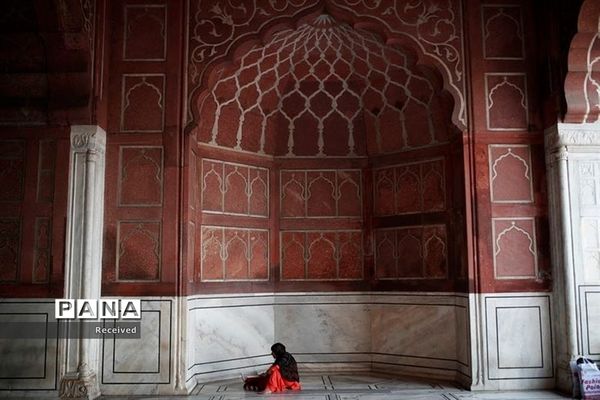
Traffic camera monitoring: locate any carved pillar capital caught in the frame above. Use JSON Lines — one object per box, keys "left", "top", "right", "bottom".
{"left": 545, "top": 122, "right": 600, "bottom": 149}
{"left": 70, "top": 125, "right": 106, "bottom": 154}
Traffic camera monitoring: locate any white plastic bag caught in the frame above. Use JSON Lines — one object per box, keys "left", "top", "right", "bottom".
{"left": 578, "top": 358, "right": 600, "bottom": 399}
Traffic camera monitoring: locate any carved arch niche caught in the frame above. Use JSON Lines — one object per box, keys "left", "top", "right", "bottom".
{"left": 186, "top": 1, "right": 467, "bottom": 293}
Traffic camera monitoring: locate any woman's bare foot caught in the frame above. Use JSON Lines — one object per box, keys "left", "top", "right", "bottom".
{"left": 258, "top": 389, "right": 272, "bottom": 394}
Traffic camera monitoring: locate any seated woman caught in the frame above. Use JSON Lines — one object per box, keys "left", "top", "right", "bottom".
{"left": 243, "top": 343, "right": 301, "bottom": 393}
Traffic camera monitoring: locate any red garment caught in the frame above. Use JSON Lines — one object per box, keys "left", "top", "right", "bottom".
{"left": 265, "top": 365, "right": 301, "bottom": 393}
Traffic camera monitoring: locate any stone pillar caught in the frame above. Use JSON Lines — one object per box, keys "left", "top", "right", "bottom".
{"left": 59, "top": 126, "right": 106, "bottom": 399}
{"left": 545, "top": 123, "right": 600, "bottom": 392}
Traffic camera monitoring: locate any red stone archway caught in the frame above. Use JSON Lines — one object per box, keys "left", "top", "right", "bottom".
{"left": 186, "top": 11, "right": 467, "bottom": 294}
{"left": 564, "top": 0, "right": 600, "bottom": 122}
{"left": 194, "top": 13, "right": 456, "bottom": 157}
{"left": 186, "top": 0, "right": 467, "bottom": 131}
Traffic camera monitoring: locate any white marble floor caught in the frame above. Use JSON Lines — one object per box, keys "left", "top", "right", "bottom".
{"left": 101, "top": 374, "right": 570, "bottom": 399}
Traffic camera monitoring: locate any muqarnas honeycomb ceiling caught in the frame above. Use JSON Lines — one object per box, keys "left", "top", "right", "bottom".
{"left": 195, "top": 14, "right": 455, "bottom": 157}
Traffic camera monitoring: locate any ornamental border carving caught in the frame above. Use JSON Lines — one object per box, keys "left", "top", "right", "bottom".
{"left": 545, "top": 124, "right": 600, "bottom": 149}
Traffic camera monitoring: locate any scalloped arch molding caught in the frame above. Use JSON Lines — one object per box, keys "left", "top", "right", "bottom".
{"left": 187, "top": 0, "right": 466, "bottom": 133}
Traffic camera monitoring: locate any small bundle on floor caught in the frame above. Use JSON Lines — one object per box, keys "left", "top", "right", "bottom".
{"left": 243, "top": 374, "right": 269, "bottom": 392}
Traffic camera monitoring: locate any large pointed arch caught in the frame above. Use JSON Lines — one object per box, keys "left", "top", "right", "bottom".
{"left": 191, "top": 12, "right": 457, "bottom": 157}
{"left": 564, "top": 0, "right": 600, "bottom": 123}
{"left": 185, "top": 0, "right": 466, "bottom": 131}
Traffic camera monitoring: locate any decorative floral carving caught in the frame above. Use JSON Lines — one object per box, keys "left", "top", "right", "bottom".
{"left": 0, "top": 218, "right": 21, "bottom": 282}
{"left": 80, "top": 0, "right": 95, "bottom": 50}
{"left": 189, "top": 0, "right": 318, "bottom": 84}
{"left": 33, "top": 217, "right": 52, "bottom": 283}
{"left": 187, "top": 0, "right": 466, "bottom": 128}
{"left": 0, "top": 140, "right": 25, "bottom": 202}
{"left": 201, "top": 159, "right": 269, "bottom": 217}
{"left": 374, "top": 224, "right": 447, "bottom": 279}
{"left": 280, "top": 230, "right": 363, "bottom": 280}
{"left": 337, "top": 0, "right": 462, "bottom": 79}
{"left": 373, "top": 159, "right": 445, "bottom": 216}
{"left": 281, "top": 169, "right": 362, "bottom": 217}
{"left": 200, "top": 226, "right": 269, "bottom": 281}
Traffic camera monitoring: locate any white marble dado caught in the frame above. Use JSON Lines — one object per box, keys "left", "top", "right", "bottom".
{"left": 0, "top": 297, "right": 178, "bottom": 397}
{"left": 371, "top": 296, "right": 464, "bottom": 360}
{"left": 100, "top": 298, "right": 176, "bottom": 396}
{"left": 1, "top": 292, "right": 561, "bottom": 397}
{"left": 273, "top": 294, "right": 372, "bottom": 375}
{"left": 186, "top": 292, "right": 470, "bottom": 389}
{"left": 0, "top": 300, "right": 58, "bottom": 392}
{"left": 371, "top": 294, "right": 470, "bottom": 382}
{"left": 113, "top": 310, "right": 160, "bottom": 373}
{"left": 275, "top": 301, "right": 371, "bottom": 354}
{"left": 472, "top": 293, "right": 553, "bottom": 391}
{"left": 186, "top": 294, "right": 275, "bottom": 386}
{"left": 578, "top": 286, "right": 600, "bottom": 357}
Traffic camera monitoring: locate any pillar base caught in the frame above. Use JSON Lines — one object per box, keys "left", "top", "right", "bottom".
{"left": 59, "top": 372, "right": 100, "bottom": 399}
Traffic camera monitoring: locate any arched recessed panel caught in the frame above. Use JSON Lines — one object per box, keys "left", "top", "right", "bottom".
{"left": 195, "top": 15, "right": 455, "bottom": 158}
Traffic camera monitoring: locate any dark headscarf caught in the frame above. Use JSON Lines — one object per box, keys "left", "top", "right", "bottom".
{"left": 271, "top": 343, "right": 299, "bottom": 382}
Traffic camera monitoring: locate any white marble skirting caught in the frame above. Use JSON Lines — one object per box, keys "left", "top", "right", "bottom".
{"left": 99, "top": 298, "right": 176, "bottom": 396}
{"left": 469, "top": 293, "right": 555, "bottom": 391}
{"left": 0, "top": 299, "right": 59, "bottom": 394}
{"left": 0, "top": 291, "right": 569, "bottom": 396}
{"left": 0, "top": 297, "right": 178, "bottom": 397}
{"left": 186, "top": 292, "right": 471, "bottom": 390}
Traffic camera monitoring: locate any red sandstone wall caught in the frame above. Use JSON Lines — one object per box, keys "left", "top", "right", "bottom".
{"left": 189, "top": 147, "right": 466, "bottom": 293}
{"left": 186, "top": 5, "right": 468, "bottom": 294}
{"left": 465, "top": 0, "right": 551, "bottom": 293}
{"left": 0, "top": 130, "right": 69, "bottom": 297}
{"left": 0, "top": 0, "right": 557, "bottom": 298}
{"left": 187, "top": 148, "right": 275, "bottom": 293}
{"left": 96, "top": 0, "right": 553, "bottom": 296}
{"left": 101, "top": 0, "right": 184, "bottom": 296}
